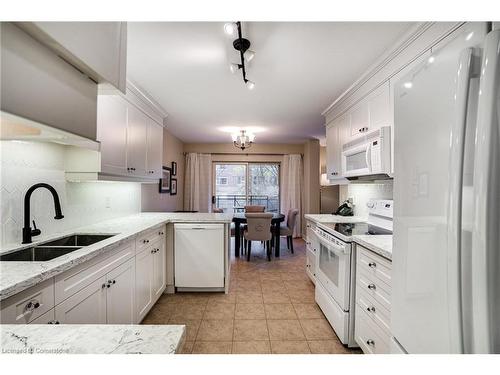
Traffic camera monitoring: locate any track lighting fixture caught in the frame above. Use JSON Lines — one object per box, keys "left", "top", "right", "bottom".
{"left": 225, "top": 21, "right": 256, "bottom": 90}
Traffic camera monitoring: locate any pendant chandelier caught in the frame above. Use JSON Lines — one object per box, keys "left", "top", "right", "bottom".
{"left": 224, "top": 21, "right": 256, "bottom": 90}
{"left": 232, "top": 130, "right": 255, "bottom": 150}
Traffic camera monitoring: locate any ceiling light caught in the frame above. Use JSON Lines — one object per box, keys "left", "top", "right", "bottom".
{"left": 428, "top": 56, "right": 435, "bottom": 64}
{"left": 403, "top": 81, "right": 413, "bottom": 89}
{"left": 226, "top": 21, "right": 256, "bottom": 90}
{"left": 244, "top": 50, "right": 255, "bottom": 62}
{"left": 229, "top": 63, "right": 241, "bottom": 74}
{"left": 224, "top": 22, "right": 236, "bottom": 35}
{"left": 232, "top": 130, "right": 255, "bottom": 150}
{"left": 245, "top": 80, "right": 255, "bottom": 90}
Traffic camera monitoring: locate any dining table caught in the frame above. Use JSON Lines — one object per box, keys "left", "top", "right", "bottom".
{"left": 232, "top": 213, "right": 286, "bottom": 258}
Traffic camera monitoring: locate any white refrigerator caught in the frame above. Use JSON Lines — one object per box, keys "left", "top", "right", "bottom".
{"left": 392, "top": 22, "right": 500, "bottom": 353}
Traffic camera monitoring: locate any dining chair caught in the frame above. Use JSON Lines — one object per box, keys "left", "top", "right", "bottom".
{"left": 274, "top": 208, "right": 299, "bottom": 253}
{"left": 243, "top": 213, "right": 273, "bottom": 261}
{"left": 244, "top": 205, "right": 265, "bottom": 212}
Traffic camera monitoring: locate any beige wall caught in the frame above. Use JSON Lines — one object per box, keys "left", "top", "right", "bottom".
{"left": 302, "top": 140, "right": 320, "bottom": 234}
{"left": 141, "top": 128, "right": 185, "bottom": 212}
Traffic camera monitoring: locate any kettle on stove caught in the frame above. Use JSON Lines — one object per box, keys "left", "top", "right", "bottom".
{"left": 334, "top": 200, "right": 354, "bottom": 216}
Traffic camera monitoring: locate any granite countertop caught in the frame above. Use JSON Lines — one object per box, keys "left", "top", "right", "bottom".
{"left": 304, "top": 214, "right": 367, "bottom": 224}
{"left": 1, "top": 324, "right": 185, "bottom": 354}
{"left": 353, "top": 235, "right": 393, "bottom": 260}
{"left": 0, "top": 213, "right": 233, "bottom": 301}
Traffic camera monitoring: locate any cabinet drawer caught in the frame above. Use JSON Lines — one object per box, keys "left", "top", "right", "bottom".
{"left": 135, "top": 226, "right": 163, "bottom": 252}
{"left": 54, "top": 240, "right": 135, "bottom": 305}
{"left": 306, "top": 248, "right": 316, "bottom": 283}
{"left": 357, "top": 272, "right": 391, "bottom": 312}
{"left": 0, "top": 278, "right": 54, "bottom": 324}
{"left": 355, "top": 307, "right": 390, "bottom": 354}
{"left": 29, "top": 308, "right": 56, "bottom": 324}
{"left": 357, "top": 247, "right": 392, "bottom": 287}
{"left": 356, "top": 287, "right": 390, "bottom": 334}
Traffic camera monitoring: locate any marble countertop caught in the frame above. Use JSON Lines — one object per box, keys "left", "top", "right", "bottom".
{"left": 1, "top": 324, "right": 185, "bottom": 354}
{"left": 353, "top": 235, "right": 393, "bottom": 260}
{"left": 0, "top": 213, "right": 232, "bottom": 301}
{"left": 304, "top": 214, "right": 367, "bottom": 224}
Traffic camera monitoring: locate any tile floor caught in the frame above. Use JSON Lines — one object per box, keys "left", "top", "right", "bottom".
{"left": 141, "top": 238, "right": 362, "bottom": 354}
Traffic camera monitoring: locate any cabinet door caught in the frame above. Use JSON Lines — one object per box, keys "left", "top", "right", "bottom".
{"left": 349, "top": 100, "right": 370, "bottom": 137}
{"left": 135, "top": 247, "right": 154, "bottom": 322}
{"left": 152, "top": 238, "right": 166, "bottom": 299}
{"left": 127, "top": 104, "right": 148, "bottom": 177}
{"left": 368, "top": 82, "right": 391, "bottom": 132}
{"left": 97, "top": 94, "right": 128, "bottom": 176}
{"left": 326, "top": 114, "right": 347, "bottom": 180}
{"left": 146, "top": 121, "right": 164, "bottom": 178}
{"left": 29, "top": 308, "right": 56, "bottom": 324}
{"left": 106, "top": 258, "right": 136, "bottom": 324}
{"left": 55, "top": 277, "right": 107, "bottom": 324}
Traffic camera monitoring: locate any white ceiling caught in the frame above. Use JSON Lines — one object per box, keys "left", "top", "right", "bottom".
{"left": 127, "top": 22, "right": 413, "bottom": 144}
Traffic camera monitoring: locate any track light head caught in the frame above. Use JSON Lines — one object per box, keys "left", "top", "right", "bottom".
{"left": 244, "top": 50, "right": 255, "bottom": 62}
{"left": 224, "top": 22, "right": 237, "bottom": 35}
{"left": 229, "top": 63, "right": 241, "bottom": 74}
{"left": 245, "top": 80, "right": 255, "bottom": 90}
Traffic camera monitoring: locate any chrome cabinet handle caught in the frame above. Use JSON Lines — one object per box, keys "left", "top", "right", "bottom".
{"left": 366, "top": 339, "right": 375, "bottom": 346}
{"left": 25, "top": 300, "right": 40, "bottom": 311}
{"left": 367, "top": 306, "right": 376, "bottom": 313}
{"left": 143, "top": 239, "right": 149, "bottom": 244}
{"left": 102, "top": 283, "right": 107, "bottom": 289}
{"left": 158, "top": 231, "right": 164, "bottom": 235}
{"left": 368, "top": 262, "right": 377, "bottom": 268}
{"left": 367, "top": 283, "right": 376, "bottom": 290}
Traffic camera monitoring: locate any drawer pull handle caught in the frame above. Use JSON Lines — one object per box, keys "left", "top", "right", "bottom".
{"left": 368, "top": 262, "right": 377, "bottom": 268}
{"left": 102, "top": 283, "right": 107, "bottom": 289}
{"left": 367, "top": 283, "right": 376, "bottom": 290}
{"left": 366, "top": 339, "right": 375, "bottom": 346}
{"left": 143, "top": 239, "right": 150, "bottom": 244}
{"left": 48, "top": 320, "right": 60, "bottom": 324}
{"left": 367, "top": 306, "right": 376, "bottom": 313}
{"left": 159, "top": 231, "right": 164, "bottom": 235}
{"left": 25, "top": 301, "right": 40, "bottom": 311}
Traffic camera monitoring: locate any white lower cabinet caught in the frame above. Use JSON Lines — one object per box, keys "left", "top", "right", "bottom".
{"left": 30, "top": 308, "right": 56, "bottom": 324}
{"left": 105, "top": 258, "right": 136, "bottom": 324}
{"left": 135, "top": 246, "right": 154, "bottom": 322}
{"left": 355, "top": 245, "right": 392, "bottom": 354}
{"left": 152, "top": 238, "right": 166, "bottom": 299}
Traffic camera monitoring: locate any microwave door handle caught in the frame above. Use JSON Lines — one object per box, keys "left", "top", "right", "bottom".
{"left": 365, "top": 143, "right": 372, "bottom": 172}
{"left": 318, "top": 235, "right": 345, "bottom": 256}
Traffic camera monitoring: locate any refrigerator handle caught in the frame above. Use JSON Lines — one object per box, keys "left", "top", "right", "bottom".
{"left": 446, "top": 48, "right": 474, "bottom": 353}
{"left": 471, "top": 30, "right": 500, "bottom": 354}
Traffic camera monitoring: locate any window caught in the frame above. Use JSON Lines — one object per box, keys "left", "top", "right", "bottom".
{"left": 213, "top": 163, "right": 280, "bottom": 213}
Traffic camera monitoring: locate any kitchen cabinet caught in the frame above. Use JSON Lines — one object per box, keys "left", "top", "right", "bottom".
{"left": 55, "top": 277, "right": 107, "bottom": 324}
{"left": 152, "top": 237, "right": 167, "bottom": 299}
{"left": 127, "top": 104, "right": 149, "bottom": 177}
{"left": 1, "top": 23, "right": 97, "bottom": 141}
{"left": 326, "top": 114, "right": 348, "bottom": 181}
{"left": 354, "top": 245, "right": 392, "bottom": 354}
{"left": 106, "top": 258, "right": 136, "bottom": 324}
{"left": 305, "top": 220, "right": 318, "bottom": 284}
{"left": 19, "top": 22, "right": 127, "bottom": 93}
{"left": 349, "top": 100, "right": 370, "bottom": 137}
{"left": 146, "top": 120, "right": 164, "bottom": 178}
{"left": 30, "top": 308, "right": 56, "bottom": 324}
{"left": 136, "top": 246, "right": 154, "bottom": 322}
{"left": 97, "top": 94, "right": 129, "bottom": 176}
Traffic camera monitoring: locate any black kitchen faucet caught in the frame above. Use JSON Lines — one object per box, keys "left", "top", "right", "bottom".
{"left": 22, "top": 183, "right": 64, "bottom": 244}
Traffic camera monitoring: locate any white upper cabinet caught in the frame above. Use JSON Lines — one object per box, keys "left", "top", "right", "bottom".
{"left": 127, "top": 104, "right": 149, "bottom": 177}
{"left": 368, "top": 82, "right": 391, "bottom": 131}
{"left": 19, "top": 22, "right": 127, "bottom": 93}
{"left": 349, "top": 100, "right": 370, "bottom": 137}
{"left": 326, "top": 114, "right": 348, "bottom": 181}
{"left": 97, "top": 94, "right": 128, "bottom": 176}
{"left": 146, "top": 121, "right": 164, "bottom": 179}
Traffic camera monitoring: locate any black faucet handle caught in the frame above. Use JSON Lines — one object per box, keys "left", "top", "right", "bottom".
{"left": 31, "top": 220, "right": 41, "bottom": 237}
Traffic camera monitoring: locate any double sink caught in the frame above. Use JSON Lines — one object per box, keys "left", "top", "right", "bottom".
{"left": 0, "top": 234, "right": 115, "bottom": 262}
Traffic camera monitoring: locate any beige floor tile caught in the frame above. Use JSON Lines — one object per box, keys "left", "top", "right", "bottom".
{"left": 170, "top": 303, "right": 206, "bottom": 320}
{"left": 232, "top": 341, "right": 271, "bottom": 354}
{"left": 270, "top": 340, "right": 311, "bottom": 354}
{"left": 300, "top": 319, "right": 336, "bottom": 340}
{"left": 307, "top": 340, "right": 361, "bottom": 354}
{"left": 233, "top": 319, "right": 269, "bottom": 341}
{"left": 235, "top": 303, "right": 266, "bottom": 320}
{"left": 288, "top": 290, "right": 316, "bottom": 304}
{"left": 167, "top": 319, "right": 201, "bottom": 342}
{"left": 260, "top": 280, "right": 287, "bottom": 293}
{"left": 264, "top": 303, "right": 297, "bottom": 320}
{"left": 141, "top": 308, "right": 171, "bottom": 324}
{"left": 267, "top": 320, "right": 305, "bottom": 340}
{"left": 196, "top": 320, "right": 234, "bottom": 341}
{"left": 280, "top": 272, "right": 309, "bottom": 281}
{"left": 192, "top": 341, "right": 233, "bottom": 354}
{"left": 284, "top": 280, "right": 315, "bottom": 291}
{"left": 203, "top": 302, "right": 235, "bottom": 320}
{"left": 233, "top": 280, "right": 262, "bottom": 292}
{"left": 178, "top": 341, "right": 194, "bottom": 354}
{"left": 259, "top": 272, "right": 283, "bottom": 282}
{"left": 207, "top": 293, "right": 236, "bottom": 304}
{"left": 293, "top": 303, "right": 324, "bottom": 319}
{"left": 262, "top": 290, "right": 291, "bottom": 304}
{"left": 236, "top": 290, "right": 264, "bottom": 304}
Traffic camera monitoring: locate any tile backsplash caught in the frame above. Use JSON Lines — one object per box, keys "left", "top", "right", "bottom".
{"left": 0, "top": 141, "right": 141, "bottom": 247}
{"left": 339, "top": 181, "right": 393, "bottom": 218}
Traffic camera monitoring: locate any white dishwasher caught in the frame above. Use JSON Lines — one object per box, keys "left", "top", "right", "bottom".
{"left": 174, "top": 223, "right": 225, "bottom": 290}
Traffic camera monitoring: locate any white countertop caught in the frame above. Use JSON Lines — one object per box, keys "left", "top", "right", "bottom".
{"left": 0, "top": 213, "right": 232, "bottom": 301}
{"left": 353, "top": 235, "right": 393, "bottom": 260}
{"left": 304, "top": 214, "right": 367, "bottom": 224}
{"left": 1, "top": 324, "right": 185, "bottom": 354}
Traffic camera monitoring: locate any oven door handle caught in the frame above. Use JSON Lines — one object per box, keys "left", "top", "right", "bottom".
{"left": 317, "top": 234, "right": 347, "bottom": 256}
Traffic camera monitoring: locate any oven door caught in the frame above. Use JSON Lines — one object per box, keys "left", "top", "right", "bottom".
{"left": 316, "top": 235, "right": 351, "bottom": 311}
{"left": 342, "top": 142, "right": 372, "bottom": 177}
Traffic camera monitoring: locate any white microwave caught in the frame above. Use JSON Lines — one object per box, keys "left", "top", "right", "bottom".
{"left": 341, "top": 126, "right": 391, "bottom": 178}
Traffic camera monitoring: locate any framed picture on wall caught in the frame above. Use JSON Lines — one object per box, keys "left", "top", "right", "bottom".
{"left": 159, "top": 167, "right": 171, "bottom": 193}
{"left": 171, "top": 161, "right": 177, "bottom": 176}
{"left": 170, "top": 178, "right": 177, "bottom": 195}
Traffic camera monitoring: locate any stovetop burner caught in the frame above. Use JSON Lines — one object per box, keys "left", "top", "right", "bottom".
{"left": 321, "top": 222, "right": 392, "bottom": 237}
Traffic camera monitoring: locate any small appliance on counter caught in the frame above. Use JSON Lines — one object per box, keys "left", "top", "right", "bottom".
{"left": 334, "top": 199, "right": 354, "bottom": 216}
{"left": 312, "top": 198, "right": 393, "bottom": 347}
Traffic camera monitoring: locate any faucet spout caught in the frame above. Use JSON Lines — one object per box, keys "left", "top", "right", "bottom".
{"left": 22, "top": 183, "right": 64, "bottom": 244}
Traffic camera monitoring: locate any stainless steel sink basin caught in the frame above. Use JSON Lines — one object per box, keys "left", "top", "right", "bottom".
{"left": 0, "top": 246, "right": 82, "bottom": 262}
{"left": 0, "top": 233, "right": 115, "bottom": 262}
{"left": 41, "top": 234, "right": 115, "bottom": 247}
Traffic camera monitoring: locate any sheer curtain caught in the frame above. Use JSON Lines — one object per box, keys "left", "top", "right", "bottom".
{"left": 184, "top": 153, "right": 212, "bottom": 212}
{"left": 281, "top": 154, "right": 303, "bottom": 237}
